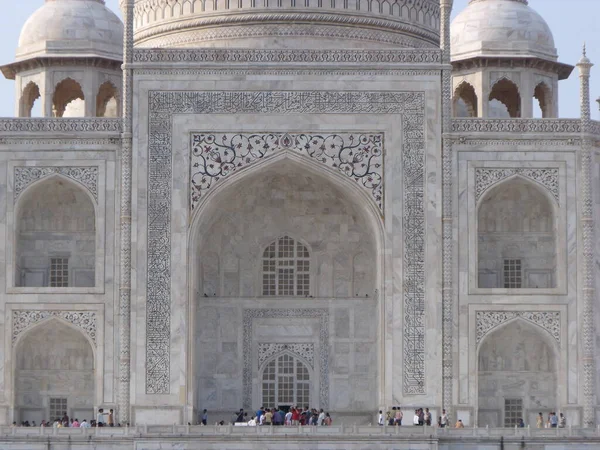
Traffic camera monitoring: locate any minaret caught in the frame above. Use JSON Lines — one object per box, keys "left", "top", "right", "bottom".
{"left": 440, "top": 0, "right": 455, "bottom": 419}
{"left": 576, "top": 44, "right": 596, "bottom": 428}
{"left": 118, "top": 0, "right": 134, "bottom": 426}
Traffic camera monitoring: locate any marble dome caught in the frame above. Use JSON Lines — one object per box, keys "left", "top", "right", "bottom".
{"left": 132, "top": 0, "right": 441, "bottom": 49}
{"left": 451, "top": 0, "right": 558, "bottom": 62}
{"left": 16, "top": 0, "right": 123, "bottom": 62}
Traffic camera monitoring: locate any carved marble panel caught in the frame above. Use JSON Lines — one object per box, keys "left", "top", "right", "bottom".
{"left": 243, "top": 309, "right": 328, "bottom": 408}
{"left": 258, "top": 343, "right": 315, "bottom": 368}
{"left": 475, "top": 168, "right": 559, "bottom": 204}
{"left": 148, "top": 90, "right": 425, "bottom": 395}
{"left": 12, "top": 310, "right": 97, "bottom": 346}
{"left": 14, "top": 166, "right": 99, "bottom": 202}
{"left": 190, "top": 132, "right": 383, "bottom": 212}
{"left": 476, "top": 311, "right": 560, "bottom": 345}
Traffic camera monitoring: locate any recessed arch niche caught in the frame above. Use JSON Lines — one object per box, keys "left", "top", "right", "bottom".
{"left": 15, "top": 176, "right": 96, "bottom": 288}
{"left": 477, "top": 319, "right": 558, "bottom": 427}
{"left": 14, "top": 319, "right": 95, "bottom": 424}
{"left": 189, "top": 156, "right": 382, "bottom": 415}
{"left": 477, "top": 176, "right": 556, "bottom": 289}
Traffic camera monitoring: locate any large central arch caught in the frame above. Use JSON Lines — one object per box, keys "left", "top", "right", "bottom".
{"left": 187, "top": 152, "right": 385, "bottom": 420}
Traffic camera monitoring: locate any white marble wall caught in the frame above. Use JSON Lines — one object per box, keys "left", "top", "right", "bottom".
{"left": 0, "top": 135, "right": 119, "bottom": 424}
{"left": 456, "top": 145, "right": 579, "bottom": 425}
{"left": 131, "top": 68, "right": 442, "bottom": 423}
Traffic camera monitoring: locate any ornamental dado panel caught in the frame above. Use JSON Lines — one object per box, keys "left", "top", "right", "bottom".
{"left": 13, "top": 166, "right": 99, "bottom": 202}
{"left": 132, "top": 49, "right": 442, "bottom": 64}
{"left": 147, "top": 90, "right": 426, "bottom": 395}
{"left": 476, "top": 311, "right": 560, "bottom": 345}
{"left": 191, "top": 132, "right": 383, "bottom": 212}
{"left": 451, "top": 119, "right": 581, "bottom": 133}
{"left": 0, "top": 118, "right": 121, "bottom": 133}
{"left": 244, "top": 309, "right": 328, "bottom": 408}
{"left": 12, "top": 310, "right": 97, "bottom": 346}
{"left": 258, "top": 343, "right": 315, "bottom": 369}
{"left": 475, "top": 168, "right": 559, "bottom": 203}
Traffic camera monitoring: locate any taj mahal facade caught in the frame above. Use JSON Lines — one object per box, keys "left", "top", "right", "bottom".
{"left": 0, "top": 0, "right": 600, "bottom": 448}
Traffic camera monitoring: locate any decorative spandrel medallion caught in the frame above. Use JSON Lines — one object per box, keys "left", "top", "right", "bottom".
{"left": 190, "top": 132, "right": 383, "bottom": 212}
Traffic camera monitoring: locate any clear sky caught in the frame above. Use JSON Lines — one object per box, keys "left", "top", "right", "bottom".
{"left": 0, "top": 0, "right": 598, "bottom": 119}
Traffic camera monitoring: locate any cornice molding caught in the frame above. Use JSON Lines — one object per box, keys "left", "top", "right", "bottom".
{"left": 451, "top": 119, "right": 582, "bottom": 134}
{"left": 0, "top": 119, "right": 122, "bottom": 134}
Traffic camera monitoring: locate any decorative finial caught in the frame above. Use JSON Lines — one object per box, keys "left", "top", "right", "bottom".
{"left": 583, "top": 43, "right": 587, "bottom": 57}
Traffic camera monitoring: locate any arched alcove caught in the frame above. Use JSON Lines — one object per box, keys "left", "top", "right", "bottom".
{"left": 191, "top": 157, "right": 380, "bottom": 415}
{"left": 195, "top": 160, "right": 376, "bottom": 298}
{"left": 19, "top": 82, "right": 40, "bottom": 118}
{"left": 15, "top": 177, "right": 96, "bottom": 288}
{"left": 534, "top": 82, "right": 552, "bottom": 119}
{"left": 14, "top": 320, "right": 95, "bottom": 424}
{"left": 453, "top": 82, "right": 478, "bottom": 117}
{"left": 53, "top": 78, "right": 85, "bottom": 118}
{"left": 96, "top": 81, "right": 120, "bottom": 117}
{"left": 489, "top": 79, "right": 521, "bottom": 118}
{"left": 477, "top": 320, "right": 557, "bottom": 427}
{"left": 477, "top": 177, "right": 556, "bottom": 289}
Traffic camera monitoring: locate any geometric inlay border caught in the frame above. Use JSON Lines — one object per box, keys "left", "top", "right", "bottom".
{"left": 476, "top": 310, "right": 560, "bottom": 345}
{"left": 190, "top": 132, "right": 383, "bottom": 212}
{"left": 12, "top": 310, "right": 97, "bottom": 346}
{"left": 148, "top": 90, "right": 425, "bottom": 395}
{"left": 475, "top": 168, "right": 559, "bottom": 204}
{"left": 244, "top": 309, "right": 328, "bottom": 409}
{"left": 13, "top": 166, "right": 99, "bottom": 202}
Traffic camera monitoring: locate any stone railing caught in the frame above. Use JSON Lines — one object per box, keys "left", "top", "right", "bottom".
{"left": 3, "top": 424, "right": 600, "bottom": 439}
{"left": 0, "top": 118, "right": 122, "bottom": 133}
{"left": 451, "top": 119, "right": 582, "bottom": 134}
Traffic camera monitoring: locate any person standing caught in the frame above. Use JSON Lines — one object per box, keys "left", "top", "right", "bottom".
{"left": 318, "top": 409, "right": 325, "bottom": 426}
{"left": 394, "top": 408, "right": 403, "bottom": 426}
{"left": 558, "top": 413, "right": 566, "bottom": 428}
{"left": 440, "top": 409, "right": 448, "bottom": 428}
{"left": 536, "top": 412, "right": 543, "bottom": 428}
{"left": 201, "top": 409, "right": 208, "bottom": 426}
{"left": 378, "top": 410, "right": 384, "bottom": 426}
{"left": 108, "top": 409, "right": 114, "bottom": 427}
{"left": 424, "top": 408, "right": 431, "bottom": 426}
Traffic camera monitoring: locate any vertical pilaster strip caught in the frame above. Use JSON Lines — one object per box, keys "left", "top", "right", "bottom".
{"left": 440, "top": 0, "right": 454, "bottom": 418}
{"left": 118, "top": 0, "right": 134, "bottom": 425}
{"left": 577, "top": 49, "right": 596, "bottom": 428}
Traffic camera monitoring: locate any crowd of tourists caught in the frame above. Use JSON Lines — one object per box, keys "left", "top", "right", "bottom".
{"left": 200, "top": 407, "right": 333, "bottom": 426}
{"left": 11, "top": 408, "right": 120, "bottom": 428}
{"left": 378, "top": 407, "right": 449, "bottom": 427}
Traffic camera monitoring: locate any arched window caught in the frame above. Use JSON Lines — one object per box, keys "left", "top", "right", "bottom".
{"left": 96, "top": 81, "right": 120, "bottom": 117}
{"left": 488, "top": 78, "right": 521, "bottom": 118}
{"left": 453, "top": 82, "right": 478, "bottom": 117}
{"left": 20, "top": 82, "right": 40, "bottom": 117}
{"left": 53, "top": 78, "right": 85, "bottom": 118}
{"left": 262, "top": 236, "right": 310, "bottom": 296}
{"left": 262, "top": 353, "right": 310, "bottom": 409}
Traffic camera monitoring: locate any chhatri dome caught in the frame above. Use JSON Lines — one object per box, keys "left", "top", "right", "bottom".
{"left": 0, "top": 0, "right": 123, "bottom": 117}
{"left": 16, "top": 0, "right": 123, "bottom": 62}
{"left": 450, "top": 0, "right": 573, "bottom": 119}
{"left": 451, "top": 0, "right": 557, "bottom": 62}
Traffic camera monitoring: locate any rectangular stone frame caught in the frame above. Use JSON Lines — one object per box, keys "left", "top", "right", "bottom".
{"left": 243, "top": 308, "right": 328, "bottom": 409}
{"left": 145, "top": 90, "right": 428, "bottom": 396}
